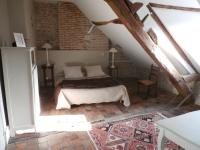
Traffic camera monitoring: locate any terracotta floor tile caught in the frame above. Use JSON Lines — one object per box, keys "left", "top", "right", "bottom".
{"left": 67, "top": 133, "right": 78, "bottom": 141}
{"left": 6, "top": 78, "right": 200, "bottom": 150}
{"left": 51, "top": 143, "right": 61, "bottom": 150}
{"left": 25, "top": 144, "right": 39, "bottom": 150}
{"left": 15, "top": 142, "right": 27, "bottom": 150}
{"left": 6, "top": 143, "right": 16, "bottom": 150}
{"left": 38, "top": 136, "right": 49, "bottom": 144}
{"left": 38, "top": 141, "right": 49, "bottom": 150}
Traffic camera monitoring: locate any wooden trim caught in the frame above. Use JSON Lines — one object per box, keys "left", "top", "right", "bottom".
{"left": 105, "top": 0, "right": 190, "bottom": 97}
{"left": 92, "top": 18, "right": 122, "bottom": 26}
{"left": 124, "top": 1, "right": 144, "bottom": 26}
{"left": 183, "top": 74, "right": 200, "bottom": 83}
{"left": 147, "top": 28, "right": 158, "bottom": 45}
{"left": 141, "top": 14, "right": 149, "bottom": 24}
{"left": 147, "top": 5, "right": 199, "bottom": 73}
{"left": 149, "top": 3, "right": 200, "bottom": 12}
{"left": 124, "top": 1, "right": 143, "bottom": 14}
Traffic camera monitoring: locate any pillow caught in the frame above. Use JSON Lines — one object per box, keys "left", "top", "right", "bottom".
{"left": 85, "top": 65, "right": 106, "bottom": 77}
{"left": 63, "top": 66, "right": 84, "bottom": 79}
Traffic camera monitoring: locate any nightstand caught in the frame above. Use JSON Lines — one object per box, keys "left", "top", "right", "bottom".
{"left": 41, "top": 64, "right": 55, "bottom": 87}
{"left": 108, "top": 66, "right": 119, "bottom": 79}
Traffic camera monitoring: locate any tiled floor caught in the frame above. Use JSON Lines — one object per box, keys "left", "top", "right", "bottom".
{"left": 6, "top": 78, "right": 200, "bottom": 150}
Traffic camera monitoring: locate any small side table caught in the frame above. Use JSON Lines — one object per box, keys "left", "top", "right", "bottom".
{"left": 41, "top": 64, "right": 54, "bottom": 87}
{"left": 108, "top": 66, "right": 119, "bottom": 79}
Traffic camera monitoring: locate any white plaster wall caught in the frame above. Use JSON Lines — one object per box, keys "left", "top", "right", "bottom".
{"left": 8, "top": 0, "right": 35, "bottom": 46}
{"left": 24, "top": 0, "right": 36, "bottom": 46}
{"left": 36, "top": 50, "right": 109, "bottom": 84}
{"left": 0, "top": 0, "right": 11, "bottom": 46}
{"left": 74, "top": 0, "right": 200, "bottom": 68}
{"left": 74, "top": 0, "right": 153, "bottom": 70}
{"left": 8, "top": 0, "right": 26, "bottom": 41}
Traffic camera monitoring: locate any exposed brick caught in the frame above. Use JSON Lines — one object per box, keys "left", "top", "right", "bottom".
{"left": 34, "top": 2, "right": 59, "bottom": 49}
{"left": 34, "top": 2, "right": 109, "bottom": 51}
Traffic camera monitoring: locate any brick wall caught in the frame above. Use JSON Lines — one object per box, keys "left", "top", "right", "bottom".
{"left": 35, "top": 2, "right": 59, "bottom": 49}
{"left": 34, "top": 2, "right": 109, "bottom": 51}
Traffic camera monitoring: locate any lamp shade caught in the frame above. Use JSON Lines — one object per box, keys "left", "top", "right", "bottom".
{"left": 42, "top": 43, "right": 52, "bottom": 49}
{"left": 109, "top": 48, "right": 118, "bottom": 53}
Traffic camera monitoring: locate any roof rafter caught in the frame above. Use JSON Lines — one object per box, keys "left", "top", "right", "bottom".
{"left": 92, "top": 18, "right": 122, "bottom": 26}
{"left": 147, "top": 4, "right": 199, "bottom": 74}
{"left": 104, "top": 0, "right": 191, "bottom": 97}
{"left": 149, "top": 3, "right": 200, "bottom": 12}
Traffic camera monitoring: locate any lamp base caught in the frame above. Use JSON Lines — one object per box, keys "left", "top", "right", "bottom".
{"left": 110, "top": 65, "right": 116, "bottom": 69}
{"left": 46, "top": 63, "right": 51, "bottom": 67}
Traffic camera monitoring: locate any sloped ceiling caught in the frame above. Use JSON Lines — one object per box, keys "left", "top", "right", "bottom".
{"left": 74, "top": 0, "right": 153, "bottom": 69}
{"left": 152, "top": 7, "right": 200, "bottom": 72}
{"left": 73, "top": 0, "right": 200, "bottom": 69}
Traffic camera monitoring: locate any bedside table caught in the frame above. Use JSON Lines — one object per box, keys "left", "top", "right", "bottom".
{"left": 41, "top": 64, "right": 55, "bottom": 87}
{"left": 108, "top": 66, "right": 119, "bottom": 79}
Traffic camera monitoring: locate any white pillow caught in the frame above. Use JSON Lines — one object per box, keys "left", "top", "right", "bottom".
{"left": 85, "top": 65, "right": 106, "bottom": 77}
{"left": 63, "top": 66, "right": 84, "bottom": 79}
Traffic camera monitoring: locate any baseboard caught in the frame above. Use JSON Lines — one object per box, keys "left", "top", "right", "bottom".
{"left": 15, "top": 125, "right": 36, "bottom": 135}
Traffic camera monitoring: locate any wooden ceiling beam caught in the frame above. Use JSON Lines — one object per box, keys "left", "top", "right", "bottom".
{"left": 92, "top": 18, "right": 122, "bottom": 26}
{"left": 124, "top": 1, "right": 143, "bottom": 14}
{"left": 105, "top": 0, "right": 190, "bottom": 97}
{"left": 147, "top": 4, "right": 199, "bottom": 73}
{"left": 149, "top": 3, "right": 200, "bottom": 12}
{"left": 124, "top": 1, "right": 144, "bottom": 26}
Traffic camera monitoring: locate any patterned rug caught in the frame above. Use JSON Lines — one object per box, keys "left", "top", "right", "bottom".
{"left": 88, "top": 113, "right": 183, "bottom": 150}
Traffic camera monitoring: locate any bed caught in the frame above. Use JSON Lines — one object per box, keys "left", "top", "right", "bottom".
{"left": 54, "top": 76, "right": 130, "bottom": 109}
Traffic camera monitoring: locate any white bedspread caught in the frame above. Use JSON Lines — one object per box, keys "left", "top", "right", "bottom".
{"left": 56, "top": 85, "right": 130, "bottom": 109}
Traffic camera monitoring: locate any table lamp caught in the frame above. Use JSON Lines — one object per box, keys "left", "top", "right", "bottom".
{"left": 109, "top": 48, "right": 118, "bottom": 69}
{"left": 42, "top": 42, "right": 52, "bottom": 66}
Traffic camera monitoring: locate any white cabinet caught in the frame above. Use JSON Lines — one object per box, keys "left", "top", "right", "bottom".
{"left": 1, "top": 47, "right": 40, "bottom": 137}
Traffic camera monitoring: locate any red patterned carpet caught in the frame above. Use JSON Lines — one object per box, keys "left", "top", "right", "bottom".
{"left": 89, "top": 113, "right": 183, "bottom": 150}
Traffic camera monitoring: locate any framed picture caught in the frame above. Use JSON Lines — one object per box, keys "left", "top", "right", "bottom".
{"left": 13, "top": 32, "right": 26, "bottom": 47}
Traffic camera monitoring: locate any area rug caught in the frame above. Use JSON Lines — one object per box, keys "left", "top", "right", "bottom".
{"left": 88, "top": 112, "right": 183, "bottom": 150}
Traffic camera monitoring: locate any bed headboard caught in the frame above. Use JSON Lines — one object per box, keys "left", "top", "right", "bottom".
{"left": 36, "top": 50, "right": 109, "bottom": 83}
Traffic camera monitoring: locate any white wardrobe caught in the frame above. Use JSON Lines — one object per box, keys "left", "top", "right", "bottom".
{"left": 1, "top": 47, "right": 40, "bottom": 137}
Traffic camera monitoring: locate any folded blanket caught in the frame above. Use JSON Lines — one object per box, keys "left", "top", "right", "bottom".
{"left": 54, "top": 77, "right": 121, "bottom": 103}
{"left": 60, "top": 77, "right": 120, "bottom": 89}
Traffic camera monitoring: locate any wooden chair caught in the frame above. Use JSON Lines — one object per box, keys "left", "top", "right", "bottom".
{"left": 137, "top": 64, "right": 160, "bottom": 99}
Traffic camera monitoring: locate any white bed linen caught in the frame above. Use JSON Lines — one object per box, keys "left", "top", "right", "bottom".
{"left": 56, "top": 81, "right": 130, "bottom": 109}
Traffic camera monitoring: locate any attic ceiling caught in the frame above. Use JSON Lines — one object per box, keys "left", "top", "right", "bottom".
{"left": 34, "top": 0, "right": 200, "bottom": 70}
{"left": 72, "top": 0, "right": 200, "bottom": 96}
{"left": 34, "top": 0, "right": 200, "bottom": 96}
{"left": 73, "top": 0, "right": 153, "bottom": 68}
{"left": 73, "top": 0, "right": 200, "bottom": 69}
